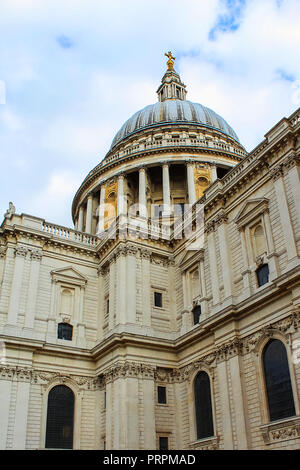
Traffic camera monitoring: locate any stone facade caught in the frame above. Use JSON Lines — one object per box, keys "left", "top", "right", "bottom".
{"left": 0, "top": 60, "right": 300, "bottom": 450}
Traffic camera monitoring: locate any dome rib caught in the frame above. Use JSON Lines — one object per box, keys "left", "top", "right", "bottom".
{"left": 110, "top": 100, "right": 239, "bottom": 149}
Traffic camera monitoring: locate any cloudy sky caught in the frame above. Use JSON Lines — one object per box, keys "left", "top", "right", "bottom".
{"left": 0, "top": 0, "right": 300, "bottom": 227}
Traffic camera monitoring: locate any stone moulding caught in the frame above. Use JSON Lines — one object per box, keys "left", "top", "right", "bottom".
{"left": 260, "top": 416, "right": 300, "bottom": 445}
{"left": 189, "top": 436, "right": 219, "bottom": 450}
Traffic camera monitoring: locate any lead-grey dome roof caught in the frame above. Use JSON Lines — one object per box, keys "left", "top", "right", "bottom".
{"left": 111, "top": 99, "right": 239, "bottom": 149}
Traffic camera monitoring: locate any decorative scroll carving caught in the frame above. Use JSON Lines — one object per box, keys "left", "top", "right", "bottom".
{"left": 260, "top": 417, "right": 300, "bottom": 445}
{"left": 269, "top": 165, "right": 284, "bottom": 181}
{"left": 30, "top": 249, "right": 43, "bottom": 261}
{"left": 140, "top": 248, "right": 152, "bottom": 260}
{"left": 189, "top": 436, "right": 219, "bottom": 450}
{"left": 101, "top": 361, "right": 156, "bottom": 384}
{"left": 0, "top": 246, "right": 6, "bottom": 258}
{"left": 14, "top": 246, "right": 29, "bottom": 258}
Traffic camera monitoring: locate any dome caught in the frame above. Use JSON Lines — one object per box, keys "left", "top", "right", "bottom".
{"left": 110, "top": 99, "right": 240, "bottom": 149}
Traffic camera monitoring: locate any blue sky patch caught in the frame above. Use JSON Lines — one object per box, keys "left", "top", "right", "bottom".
{"left": 209, "top": 0, "right": 247, "bottom": 40}
{"left": 56, "top": 35, "right": 74, "bottom": 49}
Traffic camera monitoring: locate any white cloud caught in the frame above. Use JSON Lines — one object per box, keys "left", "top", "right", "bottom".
{"left": 0, "top": 0, "right": 299, "bottom": 225}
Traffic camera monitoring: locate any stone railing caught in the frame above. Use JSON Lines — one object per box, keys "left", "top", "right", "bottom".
{"left": 42, "top": 222, "right": 98, "bottom": 247}
{"left": 99, "top": 138, "right": 246, "bottom": 169}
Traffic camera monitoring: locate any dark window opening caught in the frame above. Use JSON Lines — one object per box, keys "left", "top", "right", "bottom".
{"left": 263, "top": 339, "right": 295, "bottom": 422}
{"left": 106, "top": 298, "right": 109, "bottom": 314}
{"left": 193, "top": 305, "right": 201, "bottom": 325}
{"left": 57, "top": 322, "right": 73, "bottom": 341}
{"left": 216, "top": 167, "right": 230, "bottom": 179}
{"left": 194, "top": 372, "right": 214, "bottom": 440}
{"left": 45, "top": 385, "right": 74, "bottom": 449}
{"left": 154, "top": 292, "right": 163, "bottom": 308}
{"left": 256, "top": 264, "right": 269, "bottom": 287}
{"left": 158, "top": 386, "right": 167, "bottom": 404}
{"left": 159, "top": 436, "right": 168, "bottom": 450}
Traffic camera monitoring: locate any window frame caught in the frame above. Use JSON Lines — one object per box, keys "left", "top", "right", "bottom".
{"left": 262, "top": 338, "right": 296, "bottom": 422}
{"left": 157, "top": 385, "right": 167, "bottom": 405}
{"left": 255, "top": 333, "right": 299, "bottom": 426}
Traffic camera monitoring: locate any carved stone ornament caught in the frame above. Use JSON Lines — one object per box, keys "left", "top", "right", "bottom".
{"left": 14, "top": 246, "right": 29, "bottom": 258}
{"left": 4, "top": 201, "right": 16, "bottom": 219}
{"left": 260, "top": 416, "right": 300, "bottom": 445}
{"left": 269, "top": 165, "right": 283, "bottom": 181}
{"left": 0, "top": 246, "right": 6, "bottom": 258}
{"left": 101, "top": 361, "right": 156, "bottom": 384}
{"left": 30, "top": 249, "right": 43, "bottom": 261}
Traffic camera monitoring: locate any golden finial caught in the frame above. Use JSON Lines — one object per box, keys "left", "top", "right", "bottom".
{"left": 165, "top": 51, "right": 175, "bottom": 71}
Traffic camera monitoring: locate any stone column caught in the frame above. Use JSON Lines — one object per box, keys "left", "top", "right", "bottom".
{"left": 181, "top": 271, "right": 190, "bottom": 331}
{"left": 46, "top": 279, "right": 58, "bottom": 342}
{"left": 112, "top": 370, "right": 139, "bottom": 449}
{"left": 12, "top": 377, "right": 31, "bottom": 449}
{"left": 283, "top": 153, "right": 300, "bottom": 227}
{"left": 23, "top": 249, "right": 42, "bottom": 333}
{"left": 105, "top": 380, "right": 113, "bottom": 449}
{"left": 263, "top": 210, "right": 279, "bottom": 281}
{"left": 162, "top": 163, "right": 171, "bottom": 216}
{"left": 216, "top": 214, "right": 233, "bottom": 301}
{"left": 239, "top": 228, "right": 252, "bottom": 299}
{"left": 78, "top": 206, "right": 84, "bottom": 232}
{"left": 211, "top": 164, "right": 218, "bottom": 182}
{"left": 217, "top": 358, "right": 234, "bottom": 449}
{"left": 76, "top": 286, "right": 86, "bottom": 348}
{"left": 141, "top": 249, "right": 151, "bottom": 327}
{"left": 116, "top": 248, "right": 126, "bottom": 325}
{"left": 108, "top": 257, "right": 116, "bottom": 330}
{"left": 139, "top": 167, "right": 147, "bottom": 218}
{"left": 5, "top": 246, "right": 27, "bottom": 333}
{"left": 228, "top": 353, "right": 249, "bottom": 449}
{"left": 117, "top": 174, "right": 125, "bottom": 217}
{"left": 142, "top": 371, "right": 156, "bottom": 449}
{"left": 0, "top": 378, "right": 11, "bottom": 449}
{"left": 97, "top": 185, "right": 106, "bottom": 234}
{"left": 187, "top": 162, "right": 196, "bottom": 205}
{"left": 271, "top": 166, "right": 298, "bottom": 268}
{"left": 85, "top": 195, "right": 93, "bottom": 234}
{"left": 126, "top": 245, "right": 137, "bottom": 324}
{"left": 206, "top": 224, "right": 220, "bottom": 305}
{"left": 199, "top": 258, "right": 208, "bottom": 316}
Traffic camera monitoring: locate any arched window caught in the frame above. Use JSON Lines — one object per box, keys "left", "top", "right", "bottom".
{"left": 58, "top": 322, "right": 73, "bottom": 341}
{"left": 45, "top": 385, "right": 74, "bottom": 449}
{"left": 194, "top": 372, "right": 214, "bottom": 440}
{"left": 263, "top": 339, "right": 296, "bottom": 422}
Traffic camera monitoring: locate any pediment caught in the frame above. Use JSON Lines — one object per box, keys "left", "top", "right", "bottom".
{"left": 234, "top": 198, "right": 269, "bottom": 229}
{"left": 178, "top": 247, "right": 204, "bottom": 271}
{"left": 51, "top": 266, "right": 87, "bottom": 285}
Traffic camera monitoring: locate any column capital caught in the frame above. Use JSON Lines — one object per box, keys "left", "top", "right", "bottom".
{"left": 117, "top": 172, "right": 125, "bottom": 180}
{"left": 186, "top": 160, "right": 195, "bottom": 167}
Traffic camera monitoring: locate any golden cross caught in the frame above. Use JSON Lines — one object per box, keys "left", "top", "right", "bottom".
{"left": 165, "top": 51, "right": 175, "bottom": 71}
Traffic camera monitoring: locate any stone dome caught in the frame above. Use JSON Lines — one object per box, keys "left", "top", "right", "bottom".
{"left": 110, "top": 99, "right": 240, "bottom": 149}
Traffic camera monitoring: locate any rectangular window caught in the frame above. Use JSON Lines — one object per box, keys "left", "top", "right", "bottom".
{"left": 106, "top": 298, "right": 109, "bottom": 314}
{"left": 256, "top": 264, "right": 269, "bottom": 287}
{"left": 154, "top": 292, "right": 163, "bottom": 308}
{"left": 159, "top": 436, "right": 168, "bottom": 450}
{"left": 157, "top": 386, "right": 167, "bottom": 404}
{"left": 193, "top": 306, "right": 201, "bottom": 325}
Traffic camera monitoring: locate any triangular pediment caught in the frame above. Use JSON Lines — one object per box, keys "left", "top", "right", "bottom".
{"left": 179, "top": 247, "right": 204, "bottom": 271}
{"left": 234, "top": 198, "right": 269, "bottom": 228}
{"left": 51, "top": 266, "right": 87, "bottom": 284}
